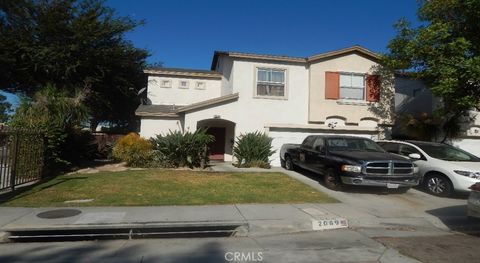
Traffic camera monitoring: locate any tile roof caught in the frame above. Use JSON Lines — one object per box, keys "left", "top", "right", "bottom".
{"left": 135, "top": 93, "right": 239, "bottom": 117}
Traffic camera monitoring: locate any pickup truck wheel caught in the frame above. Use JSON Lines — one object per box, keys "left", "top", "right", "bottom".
{"left": 284, "top": 155, "right": 295, "bottom": 171}
{"left": 423, "top": 173, "right": 453, "bottom": 197}
{"left": 324, "top": 169, "right": 342, "bottom": 191}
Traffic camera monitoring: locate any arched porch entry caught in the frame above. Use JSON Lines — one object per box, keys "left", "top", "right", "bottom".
{"left": 197, "top": 119, "right": 236, "bottom": 162}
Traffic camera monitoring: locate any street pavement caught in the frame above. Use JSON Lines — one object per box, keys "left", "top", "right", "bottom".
{"left": 0, "top": 230, "right": 423, "bottom": 263}
{"left": 0, "top": 164, "right": 478, "bottom": 262}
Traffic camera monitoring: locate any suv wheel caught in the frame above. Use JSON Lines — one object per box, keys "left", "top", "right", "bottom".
{"left": 424, "top": 173, "right": 453, "bottom": 197}
{"left": 324, "top": 169, "right": 343, "bottom": 191}
{"left": 284, "top": 155, "right": 295, "bottom": 171}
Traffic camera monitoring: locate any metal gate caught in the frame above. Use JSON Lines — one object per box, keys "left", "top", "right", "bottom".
{"left": 0, "top": 126, "right": 45, "bottom": 192}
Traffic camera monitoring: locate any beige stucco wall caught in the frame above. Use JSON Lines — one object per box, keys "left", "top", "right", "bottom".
{"left": 139, "top": 117, "right": 183, "bottom": 138}
{"left": 147, "top": 76, "right": 222, "bottom": 105}
{"left": 217, "top": 56, "right": 235, "bottom": 96}
{"left": 308, "top": 53, "right": 388, "bottom": 125}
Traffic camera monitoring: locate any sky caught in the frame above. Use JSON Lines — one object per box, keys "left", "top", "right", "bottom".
{"left": 106, "top": 0, "right": 421, "bottom": 70}
{"left": 3, "top": 0, "right": 422, "bottom": 107}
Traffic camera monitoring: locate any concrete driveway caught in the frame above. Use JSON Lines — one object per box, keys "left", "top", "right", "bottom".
{"left": 278, "top": 167, "right": 477, "bottom": 234}
{"left": 211, "top": 161, "right": 477, "bottom": 235}
{"left": 276, "top": 167, "right": 480, "bottom": 263}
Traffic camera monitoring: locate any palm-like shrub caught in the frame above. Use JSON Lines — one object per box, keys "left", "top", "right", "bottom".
{"left": 150, "top": 129, "right": 214, "bottom": 168}
{"left": 233, "top": 131, "right": 275, "bottom": 168}
{"left": 9, "top": 85, "right": 90, "bottom": 173}
{"left": 112, "top": 133, "right": 154, "bottom": 167}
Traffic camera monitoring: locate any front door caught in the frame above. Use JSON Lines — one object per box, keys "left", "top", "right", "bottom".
{"left": 206, "top": 127, "right": 226, "bottom": 161}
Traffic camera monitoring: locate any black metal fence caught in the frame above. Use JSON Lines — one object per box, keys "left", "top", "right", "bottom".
{"left": 0, "top": 126, "right": 45, "bottom": 192}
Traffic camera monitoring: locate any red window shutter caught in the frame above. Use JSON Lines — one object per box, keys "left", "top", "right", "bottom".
{"left": 325, "top": 72, "right": 339, "bottom": 99}
{"left": 366, "top": 74, "right": 380, "bottom": 102}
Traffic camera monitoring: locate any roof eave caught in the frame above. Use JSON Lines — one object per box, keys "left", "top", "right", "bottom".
{"left": 176, "top": 93, "right": 239, "bottom": 113}
{"left": 211, "top": 51, "right": 229, "bottom": 70}
{"left": 135, "top": 112, "right": 180, "bottom": 118}
{"left": 212, "top": 50, "right": 306, "bottom": 66}
{"left": 144, "top": 68, "right": 222, "bottom": 79}
{"left": 307, "top": 46, "right": 381, "bottom": 63}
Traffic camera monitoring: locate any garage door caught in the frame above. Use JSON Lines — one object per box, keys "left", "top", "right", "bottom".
{"left": 268, "top": 128, "right": 377, "bottom": 167}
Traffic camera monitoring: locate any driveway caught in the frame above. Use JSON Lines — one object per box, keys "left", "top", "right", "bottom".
{"left": 280, "top": 167, "right": 476, "bottom": 233}
{"left": 210, "top": 161, "right": 477, "bottom": 234}
{"left": 277, "top": 167, "right": 480, "bottom": 263}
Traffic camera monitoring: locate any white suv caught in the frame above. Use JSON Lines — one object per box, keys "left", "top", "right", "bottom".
{"left": 377, "top": 140, "right": 480, "bottom": 197}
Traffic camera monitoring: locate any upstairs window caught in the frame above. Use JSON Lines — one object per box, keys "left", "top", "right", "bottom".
{"left": 256, "top": 68, "right": 286, "bottom": 97}
{"left": 339, "top": 73, "right": 364, "bottom": 100}
{"left": 160, "top": 79, "right": 171, "bottom": 88}
{"left": 195, "top": 81, "right": 206, "bottom": 90}
{"left": 325, "top": 72, "right": 379, "bottom": 102}
{"left": 179, "top": 80, "right": 189, "bottom": 89}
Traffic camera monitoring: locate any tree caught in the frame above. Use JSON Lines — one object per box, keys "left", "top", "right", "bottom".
{"left": 10, "top": 84, "right": 91, "bottom": 173}
{"left": 0, "top": 0, "right": 149, "bottom": 130}
{"left": 0, "top": 93, "right": 11, "bottom": 123}
{"left": 383, "top": 0, "right": 480, "bottom": 141}
{"left": 146, "top": 61, "right": 164, "bottom": 70}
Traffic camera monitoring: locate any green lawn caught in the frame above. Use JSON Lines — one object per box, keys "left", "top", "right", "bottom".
{"left": 0, "top": 170, "right": 337, "bottom": 206}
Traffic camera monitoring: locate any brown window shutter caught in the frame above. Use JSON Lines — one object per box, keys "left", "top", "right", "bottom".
{"left": 325, "top": 72, "right": 339, "bottom": 99}
{"left": 366, "top": 74, "right": 380, "bottom": 102}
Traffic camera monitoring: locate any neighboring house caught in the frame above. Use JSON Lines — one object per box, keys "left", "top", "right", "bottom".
{"left": 393, "top": 75, "right": 480, "bottom": 156}
{"left": 136, "top": 46, "right": 392, "bottom": 166}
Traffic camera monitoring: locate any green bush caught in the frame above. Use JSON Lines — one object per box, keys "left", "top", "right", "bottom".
{"left": 233, "top": 131, "right": 275, "bottom": 168}
{"left": 150, "top": 129, "right": 214, "bottom": 168}
{"left": 244, "top": 160, "right": 271, "bottom": 169}
{"left": 112, "top": 133, "right": 154, "bottom": 167}
{"left": 63, "top": 128, "right": 98, "bottom": 164}
{"left": 102, "top": 141, "right": 115, "bottom": 160}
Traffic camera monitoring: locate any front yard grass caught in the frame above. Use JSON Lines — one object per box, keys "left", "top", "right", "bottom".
{"left": 0, "top": 170, "right": 337, "bottom": 206}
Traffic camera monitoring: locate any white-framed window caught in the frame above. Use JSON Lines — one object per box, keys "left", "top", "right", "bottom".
{"left": 339, "top": 73, "right": 365, "bottom": 100}
{"left": 160, "top": 79, "right": 172, "bottom": 88}
{"left": 178, "top": 80, "right": 189, "bottom": 89}
{"left": 256, "top": 68, "right": 286, "bottom": 97}
{"left": 195, "top": 81, "right": 206, "bottom": 90}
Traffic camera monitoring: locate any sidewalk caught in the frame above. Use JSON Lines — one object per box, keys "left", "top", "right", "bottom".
{"left": 0, "top": 202, "right": 450, "bottom": 240}
{"left": 0, "top": 203, "right": 448, "bottom": 263}
{"left": 0, "top": 204, "right": 348, "bottom": 237}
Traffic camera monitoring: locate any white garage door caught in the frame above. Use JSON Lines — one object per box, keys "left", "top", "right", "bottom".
{"left": 268, "top": 129, "right": 377, "bottom": 167}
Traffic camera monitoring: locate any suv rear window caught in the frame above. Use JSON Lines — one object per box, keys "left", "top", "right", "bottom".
{"left": 414, "top": 143, "right": 480, "bottom": 162}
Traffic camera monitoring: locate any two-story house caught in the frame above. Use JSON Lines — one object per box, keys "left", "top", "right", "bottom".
{"left": 136, "top": 46, "right": 392, "bottom": 166}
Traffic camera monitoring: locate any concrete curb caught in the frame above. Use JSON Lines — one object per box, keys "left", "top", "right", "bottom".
{"left": 0, "top": 231, "right": 9, "bottom": 243}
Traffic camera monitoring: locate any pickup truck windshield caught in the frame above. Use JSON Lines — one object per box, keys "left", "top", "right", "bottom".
{"left": 326, "top": 138, "right": 384, "bottom": 152}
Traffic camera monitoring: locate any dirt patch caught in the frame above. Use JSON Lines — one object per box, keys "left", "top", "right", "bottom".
{"left": 375, "top": 234, "right": 480, "bottom": 263}
{"left": 68, "top": 162, "right": 129, "bottom": 174}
